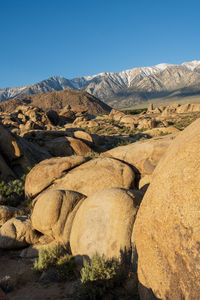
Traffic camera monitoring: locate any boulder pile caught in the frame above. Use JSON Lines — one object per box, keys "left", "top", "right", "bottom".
{"left": 0, "top": 128, "right": 176, "bottom": 260}
{"left": 0, "top": 101, "right": 200, "bottom": 298}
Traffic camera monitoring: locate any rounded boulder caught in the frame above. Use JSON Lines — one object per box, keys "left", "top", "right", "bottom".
{"left": 25, "top": 155, "right": 87, "bottom": 199}
{"left": 70, "top": 188, "right": 143, "bottom": 258}
{"left": 134, "top": 118, "right": 200, "bottom": 299}
{"left": 31, "top": 189, "right": 86, "bottom": 245}
{"left": 50, "top": 157, "right": 135, "bottom": 197}
{"left": 0, "top": 216, "right": 40, "bottom": 249}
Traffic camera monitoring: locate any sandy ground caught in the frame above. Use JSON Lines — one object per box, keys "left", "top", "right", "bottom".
{"left": 0, "top": 249, "right": 75, "bottom": 300}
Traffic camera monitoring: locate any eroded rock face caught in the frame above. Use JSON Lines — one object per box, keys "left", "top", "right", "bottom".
{"left": 49, "top": 157, "right": 135, "bottom": 197}
{"left": 0, "top": 216, "right": 40, "bottom": 249}
{"left": 143, "top": 126, "right": 179, "bottom": 137}
{"left": 0, "top": 124, "right": 51, "bottom": 180}
{"left": 70, "top": 188, "right": 143, "bottom": 258}
{"left": 31, "top": 190, "right": 86, "bottom": 245}
{"left": 109, "top": 109, "right": 125, "bottom": 122}
{"left": 102, "top": 135, "right": 175, "bottom": 176}
{"left": 0, "top": 206, "right": 23, "bottom": 226}
{"left": 0, "top": 124, "right": 21, "bottom": 161}
{"left": 137, "top": 118, "right": 157, "bottom": 129}
{"left": 176, "top": 103, "right": 200, "bottom": 113}
{"left": 25, "top": 156, "right": 87, "bottom": 199}
{"left": 73, "top": 130, "right": 93, "bottom": 144}
{"left": 44, "top": 136, "right": 92, "bottom": 157}
{"left": 134, "top": 118, "right": 200, "bottom": 300}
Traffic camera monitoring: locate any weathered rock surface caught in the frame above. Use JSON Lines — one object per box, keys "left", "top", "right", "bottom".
{"left": 134, "top": 118, "right": 200, "bottom": 300}
{"left": 102, "top": 135, "right": 175, "bottom": 176}
{"left": 158, "top": 103, "right": 200, "bottom": 116}
{"left": 49, "top": 157, "right": 135, "bottom": 197}
{"left": 20, "top": 235, "right": 59, "bottom": 258}
{"left": 31, "top": 190, "right": 86, "bottom": 245}
{"left": 0, "top": 123, "right": 51, "bottom": 180}
{"left": 143, "top": 126, "right": 180, "bottom": 137}
{"left": 109, "top": 109, "right": 125, "bottom": 122}
{"left": 73, "top": 130, "right": 93, "bottom": 144}
{"left": 44, "top": 136, "right": 92, "bottom": 157}
{"left": 137, "top": 118, "right": 157, "bottom": 130}
{"left": 138, "top": 175, "right": 152, "bottom": 193}
{"left": 120, "top": 115, "right": 137, "bottom": 128}
{"left": 25, "top": 156, "right": 87, "bottom": 199}
{"left": 0, "top": 216, "right": 40, "bottom": 249}
{"left": 0, "top": 206, "right": 23, "bottom": 226}
{"left": 176, "top": 103, "right": 200, "bottom": 113}
{"left": 70, "top": 188, "right": 143, "bottom": 258}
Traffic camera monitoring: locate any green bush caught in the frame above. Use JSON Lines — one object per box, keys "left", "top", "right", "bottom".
{"left": 56, "top": 254, "right": 77, "bottom": 279}
{"left": 79, "top": 254, "right": 122, "bottom": 300}
{"left": 0, "top": 167, "right": 32, "bottom": 207}
{"left": 33, "top": 245, "right": 65, "bottom": 272}
{"left": 84, "top": 151, "right": 100, "bottom": 158}
{"left": 33, "top": 245, "right": 76, "bottom": 280}
{"left": 81, "top": 254, "right": 119, "bottom": 283}
{"left": 122, "top": 108, "right": 147, "bottom": 115}
{"left": 173, "top": 117, "right": 197, "bottom": 130}
{"left": 115, "top": 140, "right": 132, "bottom": 147}
{"left": 0, "top": 179, "right": 25, "bottom": 206}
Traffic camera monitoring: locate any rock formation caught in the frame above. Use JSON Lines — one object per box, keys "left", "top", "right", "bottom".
{"left": 134, "top": 118, "right": 200, "bottom": 299}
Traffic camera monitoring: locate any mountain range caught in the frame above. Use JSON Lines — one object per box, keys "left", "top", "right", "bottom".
{"left": 1, "top": 60, "right": 200, "bottom": 108}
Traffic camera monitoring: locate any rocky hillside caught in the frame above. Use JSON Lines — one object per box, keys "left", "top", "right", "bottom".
{"left": 1, "top": 60, "right": 200, "bottom": 108}
{"left": 0, "top": 89, "right": 111, "bottom": 115}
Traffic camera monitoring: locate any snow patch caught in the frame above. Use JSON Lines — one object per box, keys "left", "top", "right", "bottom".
{"left": 181, "top": 60, "right": 200, "bottom": 71}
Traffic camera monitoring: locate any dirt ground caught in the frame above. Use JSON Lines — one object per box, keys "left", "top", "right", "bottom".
{"left": 0, "top": 249, "right": 75, "bottom": 300}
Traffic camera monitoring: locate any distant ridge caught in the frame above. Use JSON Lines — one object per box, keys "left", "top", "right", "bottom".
{"left": 0, "top": 89, "right": 112, "bottom": 115}
{"left": 1, "top": 60, "right": 200, "bottom": 108}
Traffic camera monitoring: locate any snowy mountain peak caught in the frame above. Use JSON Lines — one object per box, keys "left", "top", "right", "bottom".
{"left": 78, "top": 63, "right": 175, "bottom": 88}
{"left": 155, "top": 63, "right": 174, "bottom": 70}
{"left": 1, "top": 59, "right": 200, "bottom": 108}
{"left": 181, "top": 60, "right": 200, "bottom": 71}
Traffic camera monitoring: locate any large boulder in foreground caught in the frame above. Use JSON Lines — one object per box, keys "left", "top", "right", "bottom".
{"left": 70, "top": 188, "right": 143, "bottom": 258}
{"left": 25, "top": 156, "right": 87, "bottom": 199}
{"left": 31, "top": 190, "right": 86, "bottom": 245}
{"left": 134, "top": 118, "right": 200, "bottom": 300}
{"left": 49, "top": 157, "right": 135, "bottom": 197}
{"left": 102, "top": 135, "right": 175, "bottom": 176}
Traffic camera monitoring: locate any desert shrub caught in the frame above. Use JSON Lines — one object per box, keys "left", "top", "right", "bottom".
{"left": 79, "top": 254, "right": 123, "bottom": 300}
{"left": 115, "top": 140, "right": 132, "bottom": 147}
{"left": 33, "top": 245, "right": 77, "bottom": 280}
{"left": 173, "top": 117, "right": 198, "bottom": 130}
{"left": 138, "top": 134, "right": 150, "bottom": 141}
{"left": 123, "top": 108, "right": 147, "bottom": 115}
{"left": 0, "top": 179, "right": 25, "bottom": 207}
{"left": 56, "top": 255, "right": 77, "bottom": 279}
{"left": 33, "top": 245, "right": 65, "bottom": 272}
{"left": 158, "top": 131, "right": 169, "bottom": 136}
{"left": 0, "top": 167, "right": 32, "bottom": 207}
{"left": 84, "top": 151, "right": 100, "bottom": 158}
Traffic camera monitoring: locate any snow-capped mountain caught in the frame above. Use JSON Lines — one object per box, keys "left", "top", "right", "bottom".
{"left": 1, "top": 60, "right": 200, "bottom": 108}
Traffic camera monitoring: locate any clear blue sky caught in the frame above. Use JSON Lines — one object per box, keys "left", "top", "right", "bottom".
{"left": 0, "top": 0, "right": 200, "bottom": 88}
